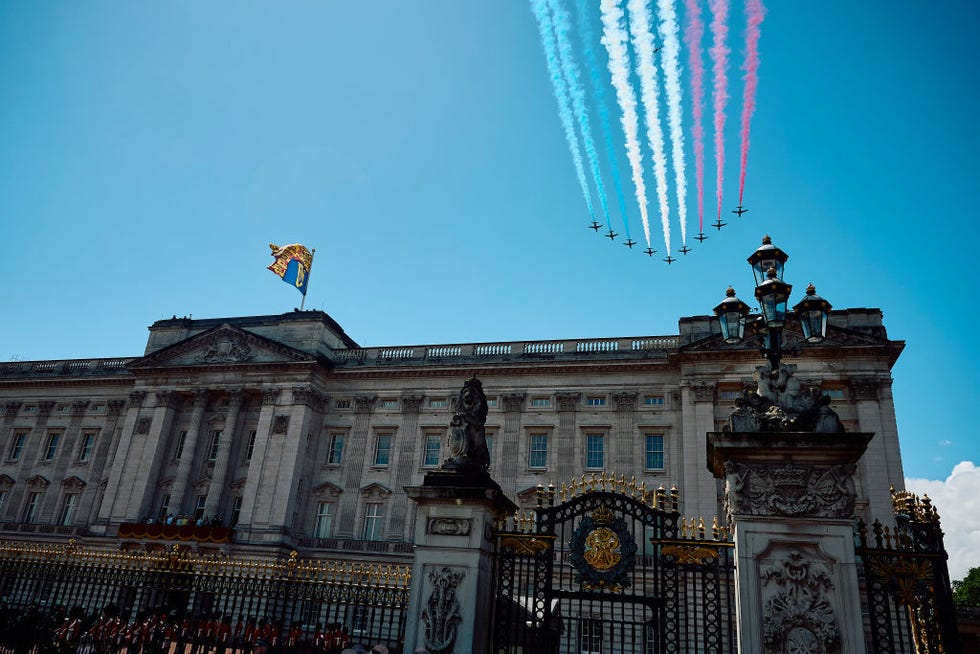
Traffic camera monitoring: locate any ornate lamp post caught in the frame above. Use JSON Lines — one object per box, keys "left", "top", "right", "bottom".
{"left": 713, "top": 235, "right": 832, "bottom": 372}
{"left": 712, "top": 235, "right": 841, "bottom": 433}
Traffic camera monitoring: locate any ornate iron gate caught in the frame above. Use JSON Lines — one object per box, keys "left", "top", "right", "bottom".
{"left": 492, "top": 474, "right": 736, "bottom": 653}
{"left": 855, "top": 489, "right": 961, "bottom": 654}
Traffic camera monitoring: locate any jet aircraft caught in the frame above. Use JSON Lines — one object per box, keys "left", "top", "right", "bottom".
{"left": 624, "top": 238, "right": 637, "bottom": 249}
{"left": 731, "top": 205, "right": 748, "bottom": 217}
{"left": 679, "top": 245, "right": 692, "bottom": 255}
{"left": 695, "top": 232, "right": 709, "bottom": 243}
{"left": 712, "top": 218, "right": 727, "bottom": 230}
{"left": 663, "top": 255, "right": 676, "bottom": 265}
{"left": 643, "top": 247, "right": 657, "bottom": 257}
{"left": 605, "top": 229, "right": 618, "bottom": 241}
{"left": 589, "top": 220, "right": 602, "bottom": 232}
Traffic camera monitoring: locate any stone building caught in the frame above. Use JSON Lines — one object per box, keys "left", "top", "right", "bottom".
{"left": 0, "top": 308, "right": 904, "bottom": 556}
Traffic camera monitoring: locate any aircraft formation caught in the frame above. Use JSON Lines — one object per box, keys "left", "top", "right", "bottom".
{"left": 587, "top": 203, "right": 750, "bottom": 265}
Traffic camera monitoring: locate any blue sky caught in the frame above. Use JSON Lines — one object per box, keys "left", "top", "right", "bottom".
{"left": 1, "top": 1, "right": 978, "bottom": 488}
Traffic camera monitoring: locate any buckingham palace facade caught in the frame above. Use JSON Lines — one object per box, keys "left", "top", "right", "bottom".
{"left": 0, "top": 308, "right": 905, "bottom": 558}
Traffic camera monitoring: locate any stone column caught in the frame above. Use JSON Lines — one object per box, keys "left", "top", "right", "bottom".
{"left": 336, "top": 396, "right": 376, "bottom": 538}
{"left": 404, "top": 478, "right": 517, "bottom": 654}
{"left": 389, "top": 394, "right": 424, "bottom": 540}
{"left": 235, "top": 387, "right": 280, "bottom": 539}
{"left": 850, "top": 379, "right": 894, "bottom": 522}
{"left": 87, "top": 399, "right": 127, "bottom": 534}
{"left": 203, "top": 388, "right": 245, "bottom": 518}
{"left": 683, "top": 381, "right": 717, "bottom": 517}
{"left": 706, "top": 431, "right": 873, "bottom": 654}
{"left": 554, "top": 393, "right": 579, "bottom": 486}
{"left": 99, "top": 391, "right": 146, "bottom": 528}
{"left": 168, "top": 390, "right": 210, "bottom": 515}
{"left": 611, "top": 392, "right": 636, "bottom": 474}
{"left": 499, "top": 394, "right": 525, "bottom": 498}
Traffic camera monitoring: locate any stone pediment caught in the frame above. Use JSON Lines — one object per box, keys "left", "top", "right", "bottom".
{"left": 128, "top": 324, "right": 318, "bottom": 370}
{"left": 681, "top": 323, "right": 889, "bottom": 354}
{"left": 359, "top": 483, "right": 392, "bottom": 499}
{"left": 0, "top": 474, "right": 14, "bottom": 489}
{"left": 62, "top": 476, "right": 86, "bottom": 489}
{"left": 312, "top": 481, "right": 343, "bottom": 498}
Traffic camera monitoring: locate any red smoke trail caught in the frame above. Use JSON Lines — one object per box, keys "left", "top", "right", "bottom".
{"left": 684, "top": 0, "right": 706, "bottom": 233}
{"left": 738, "top": 0, "right": 765, "bottom": 205}
{"left": 709, "top": 0, "right": 729, "bottom": 221}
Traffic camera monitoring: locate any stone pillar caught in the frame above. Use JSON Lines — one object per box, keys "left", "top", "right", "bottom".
{"left": 850, "top": 378, "right": 894, "bottom": 522}
{"left": 87, "top": 399, "right": 127, "bottom": 534}
{"left": 168, "top": 390, "right": 210, "bottom": 515}
{"left": 683, "top": 381, "right": 718, "bottom": 517}
{"left": 554, "top": 393, "right": 579, "bottom": 486}
{"left": 335, "top": 395, "right": 376, "bottom": 538}
{"left": 404, "top": 477, "right": 517, "bottom": 654}
{"left": 611, "top": 392, "right": 636, "bottom": 473}
{"left": 389, "top": 394, "right": 424, "bottom": 540}
{"left": 99, "top": 391, "right": 146, "bottom": 528}
{"left": 707, "top": 431, "right": 873, "bottom": 654}
{"left": 235, "top": 387, "right": 280, "bottom": 539}
{"left": 499, "top": 394, "right": 525, "bottom": 498}
{"left": 203, "top": 388, "right": 245, "bottom": 518}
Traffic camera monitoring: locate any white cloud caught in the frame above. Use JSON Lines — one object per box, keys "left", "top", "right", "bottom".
{"left": 906, "top": 461, "right": 980, "bottom": 581}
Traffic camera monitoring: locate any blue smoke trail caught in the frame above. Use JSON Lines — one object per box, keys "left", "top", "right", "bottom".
{"left": 530, "top": 0, "right": 595, "bottom": 221}
{"left": 575, "top": 0, "right": 632, "bottom": 238}
{"left": 548, "top": 0, "right": 612, "bottom": 232}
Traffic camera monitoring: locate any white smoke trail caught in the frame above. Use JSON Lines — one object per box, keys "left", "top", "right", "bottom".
{"left": 656, "top": 0, "right": 688, "bottom": 245}
{"left": 600, "top": 0, "right": 651, "bottom": 246}
{"left": 530, "top": 0, "right": 595, "bottom": 220}
{"left": 548, "top": 0, "right": 611, "bottom": 228}
{"left": 626, "top": 0, "right": 671, "bottom": 254}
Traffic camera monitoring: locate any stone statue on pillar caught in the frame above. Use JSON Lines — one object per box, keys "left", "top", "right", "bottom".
{"left": 440, "top": 376, "right": 492, "bottom": 481}
{"left": 725, "top": 363, "right": 845, "bottom": 433}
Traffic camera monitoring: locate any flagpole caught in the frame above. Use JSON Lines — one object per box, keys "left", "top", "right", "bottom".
{"left": 300, "top": 248, "right": 315, "bottom": 311}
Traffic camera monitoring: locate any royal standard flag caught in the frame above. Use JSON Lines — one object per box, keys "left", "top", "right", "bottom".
{"left": 267, "top": 243, "right": 314, "bottom": 296}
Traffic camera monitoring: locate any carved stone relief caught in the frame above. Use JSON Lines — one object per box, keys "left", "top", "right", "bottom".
{"left": 262, "top": 388, "right": 281, "bottom": 406}
{"left": 272, "top": 415, "right": 290, "bottom": 434}
{"left": 555, "top": 392, "right": 580, "bottom": 412}
{"left": 612, "top": 391, "right": 637, "bottom": 411}
{"left": 401, "top": 394, "right": 425, "bottom": 413}
{"left": 689, "top": 382, "right": 716, "bottom": 402}
{"left": 426, "top": 517, "right": 472, "bottom": 536}
{"left": 37, "top": 401, "right": 55, "bottom": 418}
{"left": 107, "top": 400, "right": 126, "bottom": 417}
{"left": 501, "top": 393, "right": 526, "bottom": 413}
{"left": 353, "top": 396, "right": 377, "bottom": 414}
{"left": 4, "top": 402, "right": 22, "bottom": 416}
{"left": 134, "top": 417, "right": 152, "bottom": 435}
{"left": 421, "top": 567, "right": 465, "bottom": 654}
{"left": 850, "top": 379, "right": 880, "bottom": 402}
{"left": 723, "top": 461, "right": 856, "bottom": 521}
{"left": 154, "top": 391, "right": 179, "bottom": 411}
{"left": 128, "top": 391, "right": 147, "bottom": 408}
{"left": 195, "top": 331, "right": 253, "bottom": 364}
{"left": 70, "top": 401, "right": 90, "bottom": 417}
{"left": 761, "top": 550, "right": 840, "bottom": 653}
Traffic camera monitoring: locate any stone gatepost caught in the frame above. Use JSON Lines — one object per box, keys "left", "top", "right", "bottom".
{"left": 403, "top": 376, "right": 517, "bottom": 654}
{"left": 707, "top": 431, "right": 873, "bottom": 654}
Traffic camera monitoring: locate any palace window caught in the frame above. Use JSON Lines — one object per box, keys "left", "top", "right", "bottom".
{"left": 528, "top": 433, "right": 548, "bottom": 469}
{"left": 644, "top": 395, "right": 665, "bottom": 406}
{"left": 530, "top": 397, "right": 551, "bottom": 408}
{"left": 335, "top": 399, "right": 351, "bottom": 410}
{"left": 486, "top": 397, "right": 498, "bottom": 407}
{"left": 486, "top": 431, "right": 495, "bottom": 468}
{"left": 160, "top": 494, "right": 171, "bottom": 518}
{"left": 194, "top": 495, "right": 207, "bottom": 521}
{"left": 173, "top": 431, "right": 187, "bottom": 460}
{"left": 59, "top": 494, "right": 78, "bottom": 526}
{"left": 645, "top": 434, "right": 665, "bottom": 471}
{"left": 586, "top": 396, "right": 606, "bottom": 407}
{"left": 380, "top": 399, "right": 398, "bottom": 409}
{"left": 579, "top": 619, "right": 603, "bottom": 654}
{"left": 206, "top": 431, "right": 222, "bottom": 461}
{"left": 429, "top": 399, "right": 447, "bottom": 409}
{"left": 8, "top": 432, "right": 27, "bottom": 460}
{"left": 373, "top": 434, "right": 392, "bottom": 466}
{"left": 327, "top": 433, "right": 345, "bottom": 465}
{"left": 43, "top": 432, "right": 61, "bottom": 461}
{"left": 0, "top": 490, "right": 6, "bottom": 517}
{"left": 314, "top": 501, "right": 334, "bottom": 538}
{"left": 422, "top": 434, "right": 442, "bottom": 468}
{"left": 230, "top": 496, "right": 243, "bottom": 528}
{"left": 78, "top": 432, "right": 97, "bottom": 462}
{"left": 243, "top": 430, "right": 257, "bottom": 461}
{"left": 585, "top": 433, "right": 605, "bottom": 470}
{"left": 91, "top": 403, "right": 106, "bottom": 413}
{"left": 23, "top": 492, "right": 42, "bottom": 524}
{"left": 362, "top": 503, "right": 384, "bottom": 541}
